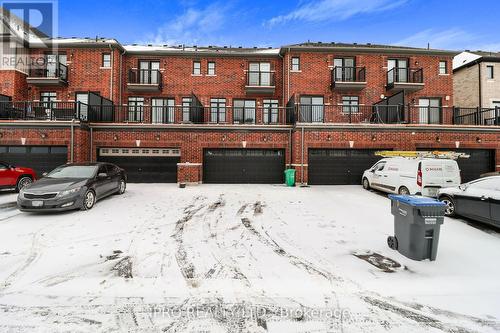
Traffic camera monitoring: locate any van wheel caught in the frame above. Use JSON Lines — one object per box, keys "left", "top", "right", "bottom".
{"left": 398, "top": 186, "right": 410, "bottom": 195}
{"left": 440, "top": 196, "right": 456, "bottom": 217}
{"left": 362, "top": 178, "right": 370, "bottom": 190}
{"left": 16, "top": 176, "right": 33, "bottom": 192}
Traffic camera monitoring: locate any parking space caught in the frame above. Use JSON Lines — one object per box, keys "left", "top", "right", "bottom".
{"left": 0, "top": 185, "right": 499, "bottom": 332}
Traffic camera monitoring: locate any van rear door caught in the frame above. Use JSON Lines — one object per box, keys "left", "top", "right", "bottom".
{"left": 421, "top": 159, "right": 460, "bottom": 197}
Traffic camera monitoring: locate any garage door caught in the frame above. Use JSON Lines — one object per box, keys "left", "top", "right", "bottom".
{"left": 418, "top": 148, "right": 495, "bottom": 182}
{"left": 97, "top": 148, "right": 180, "bottom": 183}
{"left": 203, "top": 149, "right": 285, "bottom": 184}
{"left": 308, "top": 149, "right": 383, "bottom": 185}
{"left": 0, "top": 145, "right": 68, "bottom": 175}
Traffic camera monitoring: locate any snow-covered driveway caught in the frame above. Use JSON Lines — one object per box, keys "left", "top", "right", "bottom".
{"left": 0, "top": 184, "right": 499, "bottom": 332}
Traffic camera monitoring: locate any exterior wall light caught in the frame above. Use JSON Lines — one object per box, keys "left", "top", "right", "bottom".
{"left": 40, "top": 133, "right": 47, "bottom": 139}
{"left": 371, "top": 135, "right": 376, "bottom": 141}
{"left": 155, "top": 134, "right": 161, "bottom": 141}
{"left": 476, "top": 137, "right": 482, "bottom": 143}
{"left": 327, "top": 134, "right": 332, "bottom": 141}
{"left": 436, "top": 136, "right": 441, "bottom": 143}
{"left": 113, "top": 134, "right": 118, "bottom": 141}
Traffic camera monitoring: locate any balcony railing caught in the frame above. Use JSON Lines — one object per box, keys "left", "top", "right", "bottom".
{"left": 386, "top": 67, "right": 424, "bottom": 92}
{"left": 27, "top": 63, "right": 68, "bottom": 85}
{"left": 127, "top": 69, "right": 162, "bottom": 91}
{"left": 0, "top": 101, "right": 84, "bottom": 121}
{"left": 453, "top": 107, "right": 500, "bottom": 126}
{"left": 245, "top": 71, "right": 275, "bottom": 94}
{"left": 331, "top": 66, "right": 366, "bottom": 90}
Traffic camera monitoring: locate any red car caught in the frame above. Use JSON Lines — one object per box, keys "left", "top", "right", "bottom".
{"left": 0, "top": 161, "right": 37, "bottom": 192}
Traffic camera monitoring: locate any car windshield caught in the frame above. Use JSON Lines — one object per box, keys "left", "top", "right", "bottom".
{"left": 46, "top": 165, "right": 97, "bottom": 179}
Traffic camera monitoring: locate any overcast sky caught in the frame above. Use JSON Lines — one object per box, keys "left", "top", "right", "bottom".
{"left": 52, "top": 0, "right": 500, "bottom": 51}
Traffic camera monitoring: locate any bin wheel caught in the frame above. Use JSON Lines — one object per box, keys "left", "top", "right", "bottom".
{"left": 387, "top": 236, "right": 398, "bottom": 250}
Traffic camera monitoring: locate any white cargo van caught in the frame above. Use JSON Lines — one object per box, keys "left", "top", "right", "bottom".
{"left": 362, "top": 157, "right": 461, "bottom": 197}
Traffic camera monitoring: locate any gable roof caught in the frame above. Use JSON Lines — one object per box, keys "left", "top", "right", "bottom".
{"left": 453, "top": 50, "right": 500, "bottom": 72}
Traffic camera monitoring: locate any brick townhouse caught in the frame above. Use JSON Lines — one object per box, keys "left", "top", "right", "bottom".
{"left": 1, "top": 13, "right": 499, "bottom": 186}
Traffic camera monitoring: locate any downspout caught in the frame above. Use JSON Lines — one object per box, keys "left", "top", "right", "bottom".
{"left": 90, "top": 127, "right": 93, "bottom": 162}
{"left": 70, "top": 119, "right": 74, "bottom": 163}
{"left": 287, "top": 47, "right": 291, "bottom": 101}
{"left": 108, "top": 44, "right": 114, "bottom": 101}
{"left": 119, "top": 48, "right": 126, "bottom": 104}
{"left": 301, "top": 126, "right": 304, "bottom": 185}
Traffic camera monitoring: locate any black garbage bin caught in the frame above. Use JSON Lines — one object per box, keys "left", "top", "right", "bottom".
{"left": 387, "top": 195, "right": 446, "bottom": 261}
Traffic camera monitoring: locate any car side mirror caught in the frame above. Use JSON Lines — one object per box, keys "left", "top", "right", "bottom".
{"left": 42, "top": 172, "right": 48, "bottom": 177}
{"left": 459, "top": 184, "right": 467, "bottom": 191}
{"left": 98, "top": 172, "right": 107, "bottom": 179}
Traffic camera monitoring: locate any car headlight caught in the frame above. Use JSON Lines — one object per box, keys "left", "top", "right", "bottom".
{"left": 57, "top": 187, "right": 82, "bottom": 197}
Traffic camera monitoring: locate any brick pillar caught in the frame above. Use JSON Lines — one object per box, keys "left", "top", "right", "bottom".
{"left": 177, "top": 163, "right": 202, "bottom": 184}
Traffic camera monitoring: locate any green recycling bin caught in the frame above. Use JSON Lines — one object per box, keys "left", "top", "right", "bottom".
{"left": 285, "top": 169, "right": 296, "bottom": 187}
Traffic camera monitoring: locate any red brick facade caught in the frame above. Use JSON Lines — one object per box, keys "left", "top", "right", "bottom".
{"left": 0, "top": 42, "right": 499, "bottom": 184}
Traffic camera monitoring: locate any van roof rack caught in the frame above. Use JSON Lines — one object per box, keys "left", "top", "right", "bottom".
{"left": 375, "top": 151, "right": 470, "bottom": 160}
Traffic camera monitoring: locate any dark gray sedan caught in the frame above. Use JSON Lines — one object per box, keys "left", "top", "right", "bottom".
{"left": 17, "top": 163, "right": 127, "bottom": 212}
{"left": 438, "top": 176, "right": 500, "bottom": 227}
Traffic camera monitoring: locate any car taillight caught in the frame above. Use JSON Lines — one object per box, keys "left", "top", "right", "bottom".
{"left": 417, "top": 169, "right": 422, "bottom": 187}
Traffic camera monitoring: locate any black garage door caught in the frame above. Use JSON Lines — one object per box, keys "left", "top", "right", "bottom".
{"left": 418, "top": 148, "right": 495, "bottom": 183}
{"left": 308, "top": 149, "right": 383, "bottom": 185}
{"left": 203, "top": 149, "right": 285, "bottom": 184}
{"left": 97, "top": 148, "right": 180, "bottom": 183}
{"left": 0, "top": 145, "right": 68, "bottom": 176}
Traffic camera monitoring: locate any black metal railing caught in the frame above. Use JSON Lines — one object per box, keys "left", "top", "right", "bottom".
{"left": 245, "top": 71, "right": 275, "bottom": 87}
{"left": 453, "top": 107, "right": 500, "bottom": 126}
{"left": 387, "top": 67, "right": 423, "bottom": 85}
{"left": 0, "top": 101, "right": 84, "bottom": 120}
{"left": 332, "top": 66, "right": 366, "bottom": 82}
{"left": 128, "top": 69, "right": 162, "bottom": 86}
{"left": 28, "top": 62, "right": 68, "bottom": 81}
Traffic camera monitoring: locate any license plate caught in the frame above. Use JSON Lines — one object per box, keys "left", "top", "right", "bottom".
{"left": 31, "top": 200, "right": 44, "bottom": 207}
{"left": 426, "top": 188, "right": 438, "bottom": 197}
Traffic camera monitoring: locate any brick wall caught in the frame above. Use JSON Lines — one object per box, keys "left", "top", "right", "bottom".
{"left": 0, "top": 70, "right": 29, "bottom": 100}
{"left": 454, "top": 65, "right": 479, "bottom": 107}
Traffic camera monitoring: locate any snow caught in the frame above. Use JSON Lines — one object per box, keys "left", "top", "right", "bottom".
{"left": 0, "top": 184, "right": 499, "bottom": 332}
{"left": 123, "top": 44, "right": 280, "bottom": 55}
{"left": 453, "top": 51, "right": 482, "bottom": 70}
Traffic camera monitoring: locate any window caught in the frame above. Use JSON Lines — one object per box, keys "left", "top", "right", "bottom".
{"left": 102, "top": 53, "right": 111, "bottom": 67}
{"left": 40, "top": 92, "right": 56, "bottom": 103}
{"left": 210, "top": 98, "right": 226, "bottom": 123}
{"left": 263, "top": 99, "right": 279, "bottom": 124}
{"left": 418, "top": 98, "right": 441, "bottom": 124}
{"left": 152, "top": 98, "right": 175, "bottom": 124}
{"left": 333, "top": 58, "right": 355, "bottom": 81}
{"left": 299, "top": 96, "right": 324, "bottom": 123}
{"left": 486, "top": 65, "right": 494, "bottom": 79}
{"left": 207, "top": 61, "right": 216, "bottom": 75}
{"left": 291, "top": 57, "right": 300, "bottom": 71}
{"left": 439, "top": 61, "right": 447, "bottom": 74}
{"left": 248, "top": 62, "right": 271, "bottom": 86}
{"left": 233, "top": 99, "right": 256, "bottom": 124}
{"left": 387, "top": 59, "right": 408, "bottom": 83}
{"left": 139, "top": 61, "right": 160, "bottom": 84}
{"left": 341, "top": 96, "right": 359, "bottom": 114}
{"left": 193, "top": 61, "right": 201, "bottom": 75}
{"left": 127, "top": 97, "right": 144, "bottom": 122}
{"left": 182, "top": 97, "right": 192, "bottom": 122}
{"left": 75, "top": 92, "right": 89, "bottom": 120}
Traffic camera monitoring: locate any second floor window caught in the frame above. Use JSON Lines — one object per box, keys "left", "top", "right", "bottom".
{"left": 207, "top": 61, "right": 216, "bottom": 75}
{"left": 193, "top": 61, "right": 201, "bottom": 75}
{"left": 210, "top": 98, "right": 226, "bottom": 123}
{"left": 299, "top": 96, "right": 324, "bottom": 123}
{"left": 291, "top": 57, "right": 300, "bottom": 71}
{"left": 233, "top": 99, "right": 256, "bottom": 124}
{"left": 342, "top": 96, "right": 359, "bottom": 114}
{"left": 102, "top": 53, "right": 111, "bottom": 67}
{"left": 487, "top": 65, "right": 494, "bottom": 79}
{"left": 248, "top": 62, "right": 271, "bottom": 86}
{"left": 388, "top": 59, "right": 408, "bottom": 83}
{"left": 333, "top": 58, "right": 355, "bottom": 81}
{"left": 439, "top": 61, "right": 447, "bottom": 74}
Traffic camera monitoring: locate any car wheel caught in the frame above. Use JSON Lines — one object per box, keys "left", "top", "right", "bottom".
{"left": 117, "top": 179, "right": 126, "bottom": 195}
{"left": 398, "top": 186, "right": 410, "bottom": 195}
{"left": 362, "top": 178, "right": 370, "bottom": 190}
{"left": 81, "top": 190, "right": 96, "bottom": 210}
{"left": 16, "top": 176, "right": 32, "bottom": 192}
{"left": 440, "top": 196, "right": 456, "bottom": 217}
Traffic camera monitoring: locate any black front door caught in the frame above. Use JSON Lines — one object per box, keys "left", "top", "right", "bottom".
{"left": 203, "top": 149, "right": 285, "bottom": 184}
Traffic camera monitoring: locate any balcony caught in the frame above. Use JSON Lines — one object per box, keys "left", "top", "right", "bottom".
{"left": 331, "top": 66, "right": 367, "bottom": 90}
{"left": 127, "top": 69, "right": 162, "bottom": 92}
{"left": 244, "top": 71, "right": 275, "bottom": 95}
{"left": 26, "top": 63, "right": 68, "bottom": 86}
{"left": 0, "top": 101, "right": 83, "bottom": 121}
{"left": 386, "top": 67, "right": 424, "bottom": 92}
{"left": 453, "top": 107, "right": 500, "bottom": 126}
